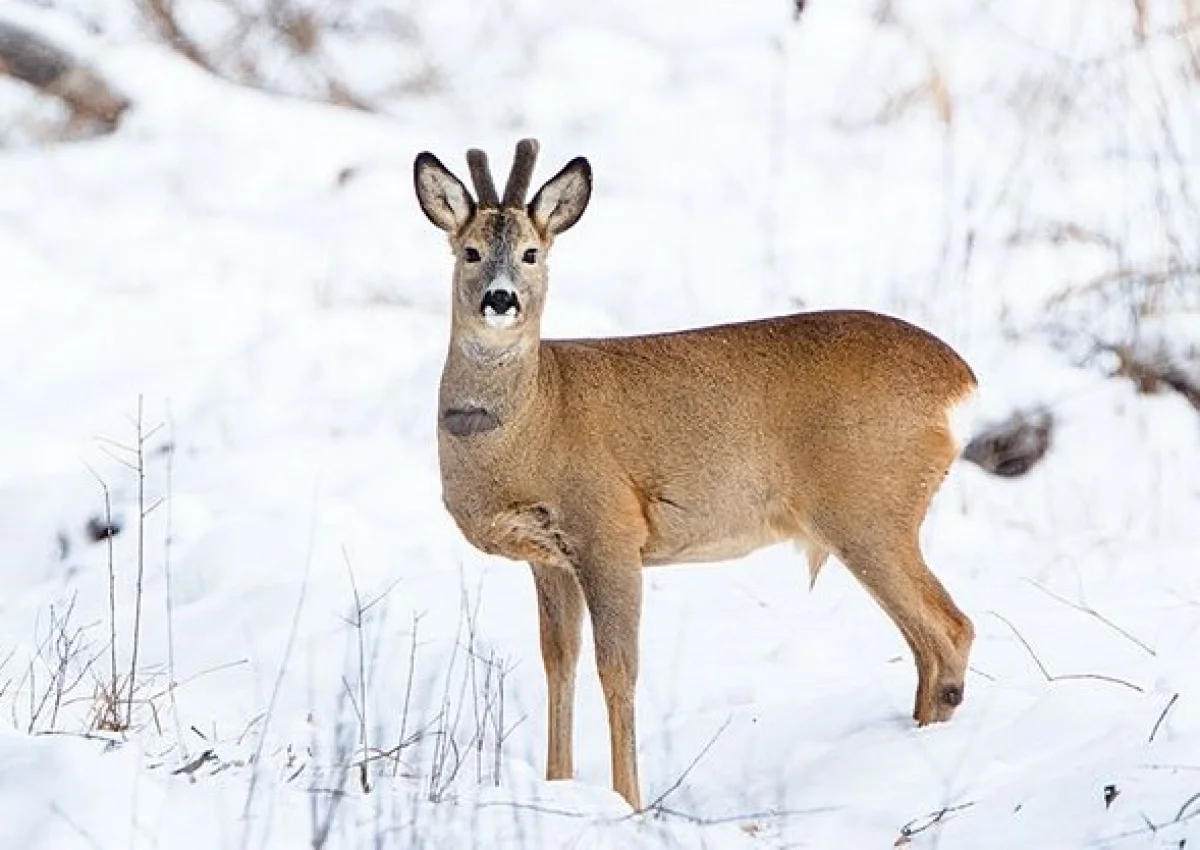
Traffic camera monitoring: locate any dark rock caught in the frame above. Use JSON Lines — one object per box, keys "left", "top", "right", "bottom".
{"left": 962, "top": 408, "right": 1054, "bottom": 478}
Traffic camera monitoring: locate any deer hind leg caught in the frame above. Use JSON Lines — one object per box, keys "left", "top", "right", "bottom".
{"left": 530, "top": 562, "right": 584, "bottom": 781}
{"left": 836, "top": 532, "right": 973, "bottom": 725}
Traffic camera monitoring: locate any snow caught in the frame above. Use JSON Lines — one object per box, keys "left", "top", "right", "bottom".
{"left": 0, "top": 0, "right": 1198, "bottom": 847}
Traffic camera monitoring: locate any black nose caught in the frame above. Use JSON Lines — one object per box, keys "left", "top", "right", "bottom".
{"left": 481, "top": 289, "right": 520, "bottom": 314}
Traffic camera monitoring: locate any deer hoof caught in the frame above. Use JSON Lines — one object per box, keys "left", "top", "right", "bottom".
{"left": 940, "top": 683, "right": 964, "bottom": 708}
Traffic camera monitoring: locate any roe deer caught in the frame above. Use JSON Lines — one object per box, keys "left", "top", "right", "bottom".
{"left": 414, "top": 139, "right": 977, "bottom": 810}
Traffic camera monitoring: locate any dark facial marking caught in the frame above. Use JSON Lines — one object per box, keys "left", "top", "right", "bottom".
{"left": 442, "top": 406, "right": 501, "bottom": 437}
{"left": 481, "top": 288, "right": 520, "bottom": 315}
{"left": 478, "top": 213, "right": 520, "bottom": 283}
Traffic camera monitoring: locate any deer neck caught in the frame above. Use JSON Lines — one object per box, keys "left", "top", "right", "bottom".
{"left": 439, "top": 324, "right": 548, "bottom": 439}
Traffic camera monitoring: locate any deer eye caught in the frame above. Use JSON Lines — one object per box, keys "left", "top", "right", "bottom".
{"left": 463, "top": 247, "right": 481, "bottom": 263}
{"left": 522, "top": 248, "right": 538, "bottom": 264}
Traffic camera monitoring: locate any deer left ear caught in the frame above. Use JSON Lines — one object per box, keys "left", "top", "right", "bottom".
{"left": 528, "top": 157, "right": 591, "bottom": 237}
{"left": 414, "top": 152, "right": 475, "bottom": 232}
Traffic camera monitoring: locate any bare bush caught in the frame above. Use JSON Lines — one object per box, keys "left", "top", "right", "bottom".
{"left": 0, "top": 18, "right": 130, "bottom": 142}
{"left": 426, "top": 582, "right": 519, "bottom": 803}
{"left": 11, "top": 594, "right": 99, "bottom": 733}
{"left": 962, "top": 408, "right": 1054, "bottom": 478}
{"left": 132, "top": 0, "right": 442, "bottom": 110}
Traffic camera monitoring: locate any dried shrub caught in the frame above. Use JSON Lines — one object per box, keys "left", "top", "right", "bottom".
{"left": 133, "top": 0, "right": 442, "bottom": 111}
{"left": 1107, "top": 341, "right": 1200, "bottom": 412}
{"left": 962, "top": 408, "right": 1054, "bottom": 478}
{"left": 0, "top": 20, "right": 130, "bottom": 141}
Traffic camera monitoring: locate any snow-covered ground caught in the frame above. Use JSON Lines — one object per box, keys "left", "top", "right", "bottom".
{"left": 1, "top": 0, "right": 1198, "bottom": 847}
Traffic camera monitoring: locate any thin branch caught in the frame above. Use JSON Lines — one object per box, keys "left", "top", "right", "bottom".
{"left": 127, "top": 395, "right": 148, "bottom": 728}
{"left": 641, "top": 717, "right": 732, "bottom": 815}
{"left": 1045, "top": 673, "right": 1144, "bottom": 693}
{"left": 135, "top": 0, "right": 217, "bottom": 72}
{"left": 897, "top": 801, "right": 976, "bottom": 842}
{"left": 990, "top": 611, "right": 1144, "bottom": 693}
{"left": 48, "top": 802, "right": 107, "bottom": 850}
{"left": 147, "top": 659, "right": 249, "bottom": 699}
{"left": 1023, "top": 579, "right": 1156, "bottom": 656}
{"left": 142, "top": 497, "right": 166, "bottom": 518}
{"left": 968, "top": 665, "right": 996, "bottom": 682}
{"left": 93, "top": 435, "right": 136, "bottom": 454}
{"left": 392, "top": 610, "right": 424, "bottom": 778}
{"left": 1150, "top": 693, "right": 1181, "bottom": 743}
{"left": 341, "top": 548, "right": 371, "bottom": 793}
{"left": 96, "top": 445, "right": 138, "bottom": 472}
{"left": 471, "top": 800, "right": 590, "bottom": 819}
{"left": 1177, "top": 791, "right": 1200, "bottom": 822}
{"left": 163, "top": 405, "right": 184, "bottom": 756}
{"left": 990, "top": 611, "right": 1052, "bottom": 680}
{"left": 83, "top": 462, "right": 119, "bottom": 729}
{"left": 1099, "top": 785, "right": 1200, "bottom": 842}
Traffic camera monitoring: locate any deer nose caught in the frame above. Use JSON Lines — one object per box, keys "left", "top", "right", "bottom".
{"left": 481, "top": 281, "right": 521, "bottom": 327}
{"left": 481, "top": 288, "right": 519, "bottom": 314}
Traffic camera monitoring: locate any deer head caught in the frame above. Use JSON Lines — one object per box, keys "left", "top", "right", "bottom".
{"left": 414, "top": 139, "right": 592, "bottom": 358}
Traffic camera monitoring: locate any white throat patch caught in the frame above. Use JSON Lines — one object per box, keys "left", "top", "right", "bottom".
{"left": 459, "top": 336, "right": 528, "bottom": 365}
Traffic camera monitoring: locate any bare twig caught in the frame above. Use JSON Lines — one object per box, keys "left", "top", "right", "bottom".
{"left": 341, "top": 548, "right": 371, "bottom": 794}
{"left": 393, "top": 610, "right": 424, "bottom": 778}
{"left": 135, "top": 0, "right": 217, "bottom": 72}
{"left": 1177, "top": 790, "right": 1200, "bottom": 822}
{"left": 172, "top": 749, "right": 217, "bottom": 778}
{"left": 896, "top": 801, "right": 976, "bottom": 844}
{"left": 84, "top": 463, "right": 119, "bottom": 723}
{"left": 1023, "top": 579, "right": 1156, "bottom": 656}
{"left": 127, "top": 395, "right": 148, "bottom": 729}
{"left": 1099, "top": 786, "right": 1200, "bottom": 842}
{"left": 990, "top": 611, "right": 1145, "bottom": 693}
{"left": 308, "top": 682, "right": 353, "bottom": 850}
{"left": 163, "top": 406, "right": 184, "bottom": 755}
{"left": 1149, "top": 693, "right": 1180, "bottom": 743}
{"left": 642, "top": 717, "right": 733, "bottom": 815}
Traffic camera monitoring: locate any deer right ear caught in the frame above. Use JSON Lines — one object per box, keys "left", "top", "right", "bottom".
{"left": 414, "top": 152, "right": 475, "bottom": 232}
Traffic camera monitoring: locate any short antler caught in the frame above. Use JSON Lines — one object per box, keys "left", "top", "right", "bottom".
{"left": 466, "top": 149, "right": 499, "bottom": 208}
{"left": 502, "top": 138, "right": 540, "bottom": 207}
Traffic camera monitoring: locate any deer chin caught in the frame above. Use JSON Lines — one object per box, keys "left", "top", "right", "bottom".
{"left": 482, "top": 304, "right": 520, "bottom": 329}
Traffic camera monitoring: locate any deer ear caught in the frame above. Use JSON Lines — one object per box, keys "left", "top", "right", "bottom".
{"left": 414, "top": 152, "right": 475, "bottom": 232}
{"left": 528, "top": 157, "right": 591, "bottom": 236}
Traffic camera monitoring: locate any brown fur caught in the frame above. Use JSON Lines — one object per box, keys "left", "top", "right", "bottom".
{"left": 415, "top": 140, "right": 977, "bottom": 810}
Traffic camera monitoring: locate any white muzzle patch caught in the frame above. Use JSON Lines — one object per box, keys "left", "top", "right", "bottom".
{"left": 481, "top": 276, "right": 521, "bottom": 328}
